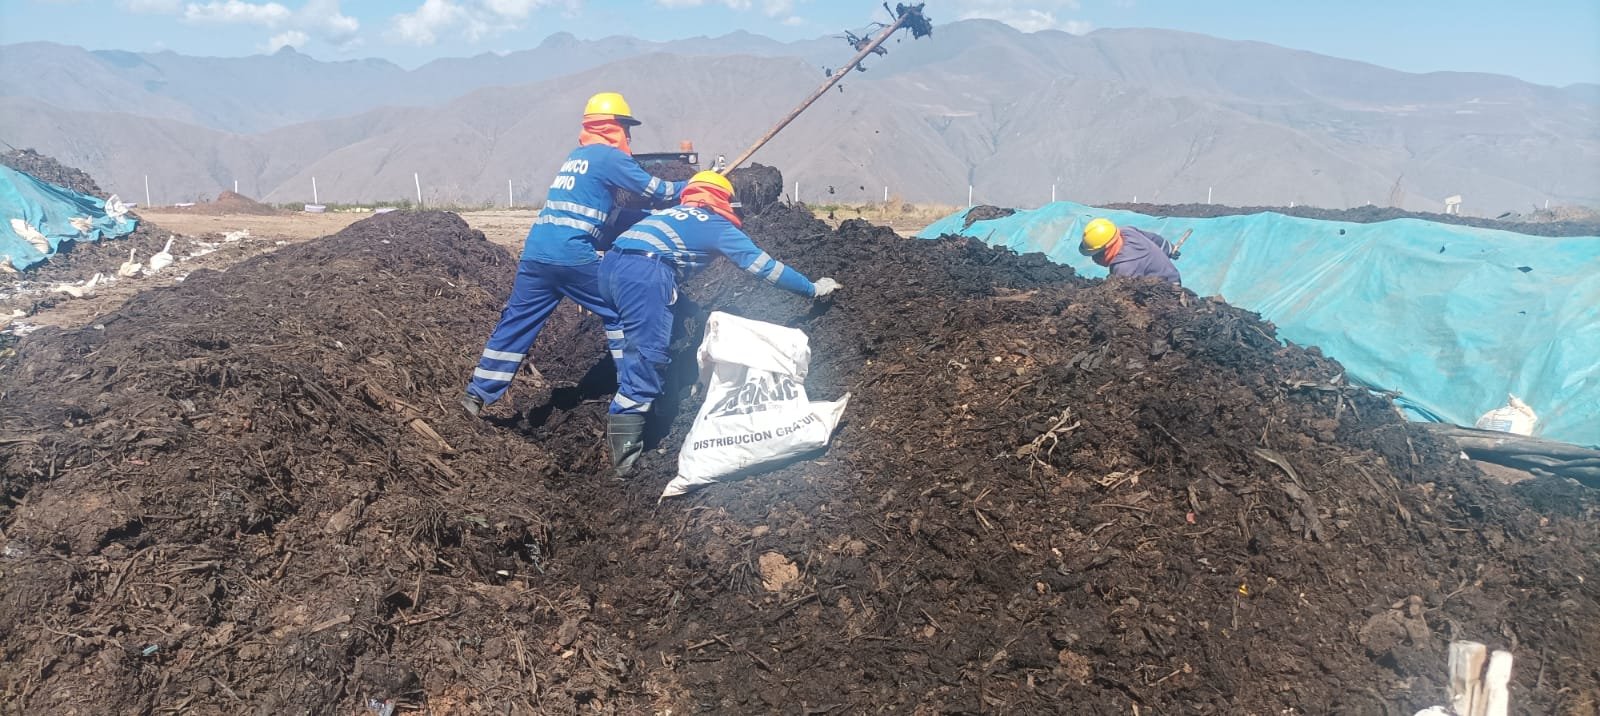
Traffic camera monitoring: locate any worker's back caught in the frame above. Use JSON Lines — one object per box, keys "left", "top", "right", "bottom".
{"left": 613, "top": 206, "right": 814, "bottom": 295}
{"left": 1108, "top": 227, "right": 1181, "bottom": 285}
{"left": 523, "top": 144, "right": 673, "bottom": 266}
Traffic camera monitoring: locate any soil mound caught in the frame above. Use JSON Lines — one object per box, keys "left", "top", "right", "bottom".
{"left": 1, "top": 148, "right": 105, "bottom": 198}
{"left": 963, "top": 203, "right": 1017, "bottom": 228}
{"left": 0, "top": 211, "right": 601, "bottom": 712}
{"left": 2, "top": 190, "right": 1597, "bottom": 714}
{"left": 168, "top": 190, "right": 282, "bottom": 216}
{"left": 1102, "top": 201, "right": 1600, "bottom": 238}
{"left": 524, "top": 202, "right": 1600, "bottom": 714}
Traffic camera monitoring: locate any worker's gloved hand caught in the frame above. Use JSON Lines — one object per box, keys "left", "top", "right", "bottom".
{"left": 812, "top": 277, "right": 841, "bottom": 298}
{"left": 1170, "top": 250, "right": 1182, "bottom": 261}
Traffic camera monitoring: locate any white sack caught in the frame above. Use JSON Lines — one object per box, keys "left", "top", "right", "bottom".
{"left": 1473, "top": 394, "right": 1538, "bottom": 436}
{"left": 664, "top": 311, "right": 849, "bottom": 498}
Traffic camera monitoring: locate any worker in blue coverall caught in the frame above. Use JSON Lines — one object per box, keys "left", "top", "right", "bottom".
{"left": 598, "top": 171, "right": 842, "bottom": 474}
{"left": 461, "top": 92, "right": 683, "bottom": 417}
{"left": 1078, "top": 217, "right": 1182, "bottom": 285}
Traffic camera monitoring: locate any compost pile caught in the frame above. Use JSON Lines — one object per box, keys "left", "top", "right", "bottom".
{"left": 1, "top": 148, "right": 105, "bottom": 198}
{"left": 167, "top": 191, "right": 282, "bottom": 216}
{"left": 1102, "top": 201, "right": 1600, "bottom": 238}
{"left": 0, "top": 150, "right": 170, "bottom": 286}
{"left": 2, "top": 176, "right": 1597, "bottom": 714}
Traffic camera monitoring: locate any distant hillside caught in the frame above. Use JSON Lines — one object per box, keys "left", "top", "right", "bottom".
{"left": 0, "top": 32, "right": 837, "bottom": 134}
{"left": 2, "top": 21, "right": 1595, "bottom": 214}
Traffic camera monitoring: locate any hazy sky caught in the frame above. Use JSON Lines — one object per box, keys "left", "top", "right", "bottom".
{"left": 3, "top": 0, "right": 1598, "bottom": 86}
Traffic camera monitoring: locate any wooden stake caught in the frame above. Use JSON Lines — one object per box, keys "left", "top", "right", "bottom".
{"left": 1481, "top": 651, "right": 1513, "bottom": 716}
{"left": 1449, "top": 641, "right": 1487, "bottom": 716}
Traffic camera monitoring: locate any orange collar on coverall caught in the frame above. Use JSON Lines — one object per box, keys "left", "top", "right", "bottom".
{"left": 579, "top": 116, "right": 632, "bottom": 155}
{"left": 1090, "top": 230, "right": 1124, "bottom": 267}
{"left": 681, "top": 183, "right": 742, "bottom": 227}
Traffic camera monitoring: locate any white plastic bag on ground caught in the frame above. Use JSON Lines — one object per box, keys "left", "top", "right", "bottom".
{"left": 1474, "top": 394, "right": 1538, "bottom": 436}
{"left": 664, "top": 311, "right": 849, "bottom": 498}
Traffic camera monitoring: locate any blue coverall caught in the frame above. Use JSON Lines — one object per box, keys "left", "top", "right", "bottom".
{"left": 1104, "top": 227, "right": 1181, "bottom": 284}
{"left": 466, "top": 144, "right": 681, "bottom": 405}
{"left": 598, "top": 205, "right": 818, "bottom": 415}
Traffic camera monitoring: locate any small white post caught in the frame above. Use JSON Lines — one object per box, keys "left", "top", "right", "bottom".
{"left": 1544, "top": 199, "right": 1550, "bottom": 209}
{"left": 312, "top": 177, "right": 319, "bottom": 205}
{"left": 793, "top": 182, "right": 799, "bottom": 203}
{"left": 1290, "top": 201, "right": 1295, "bottom": 208}
{"left": 1449, "top": 641, "right": 1488, "bottom": 716}
{"left": 414, "top": 173, "right": 422, "bottom": 206}
{"left": 144, "top": 175, "right": 151, "bottom": 207}
{"left": 1133, "top": 195, "right": 1138, "bottom": 203}
{"left": 883, "top": 186, "right": 889, "bottom": 202}
{"left": 968, "top": 184, "right": 973, "bottom": 207}
{"left": 1051, "top": 184, "right": 1056, "bottom": 203}
{"left": 508, "top": 179, "right": 514, "bottom": 207}
{"left": 233, "top": 179, "right": 239, "bottom": 194}
{"left": 1482, "top": 650, "right": 1513, "bottom": 716}
{"left": 1207, "top": 186, "right": 1213, "bottom": 204}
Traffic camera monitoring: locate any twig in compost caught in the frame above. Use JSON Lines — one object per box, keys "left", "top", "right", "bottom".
{"left": 1252, "top": 449, "right": 1327, "bottom": 541}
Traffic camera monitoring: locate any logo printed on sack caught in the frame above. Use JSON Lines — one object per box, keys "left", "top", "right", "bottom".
{"left": 706, "top": 371, "right": 799, "bottom": 418}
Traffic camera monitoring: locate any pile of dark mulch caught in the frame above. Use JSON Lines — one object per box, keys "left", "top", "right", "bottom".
{"left": 521, "top": 188, "right": 1599, "bottom": 712}
{"left": 1101, "top": 201, "right": 1600, "bottom": 238}
{"left": 0, "top": 149, "right": 105, "bottom": 198}
{"left": 3, "top": 173, "right": 1597, "bottom": 715}
{"left": 0, "top": 211, "right": 613, "bottom": 713}
{"left": 963, "top": 203, "right": 1016, "bottom": 228}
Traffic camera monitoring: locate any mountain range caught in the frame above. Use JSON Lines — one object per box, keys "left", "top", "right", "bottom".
{"left": 2, "top": 21, "right": 1596, "bottom": 214}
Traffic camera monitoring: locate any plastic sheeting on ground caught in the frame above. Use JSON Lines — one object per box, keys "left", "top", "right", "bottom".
{"left": 919, "top": 202, "right": 1600, "bottom": 447}
{"left": 1, "top": 165, "right": 138, "bottom": 271}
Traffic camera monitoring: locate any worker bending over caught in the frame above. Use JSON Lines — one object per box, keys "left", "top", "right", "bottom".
{"left": 462, "top": 92, "right": 682, "bottom": 416}
{"left": 598, "top": 171, "right": 841, "bottom": 473}
{"left": 1079, "top": 217, "right": 1181, "bottom": 284}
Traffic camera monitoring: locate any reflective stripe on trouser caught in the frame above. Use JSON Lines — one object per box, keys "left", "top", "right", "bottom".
{"left": 598, "top": 252, "right": 676, "bottom": 415}
{"left": 467, "top": 258, "right": 624, "bottom": 404}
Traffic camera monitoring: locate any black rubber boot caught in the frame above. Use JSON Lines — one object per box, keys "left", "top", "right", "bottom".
{"left": 607, "top": 414, "right": 647, "bottom": 476}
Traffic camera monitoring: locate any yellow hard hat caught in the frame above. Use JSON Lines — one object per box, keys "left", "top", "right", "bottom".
{"left": 583, "top": 92, "right": 640, "bottom": 126}
{"left": 689, "top": 170, "right": 734, "bottom": 195}
{"left": 1080, "top": 217, "right": 1120, "bottom": 255}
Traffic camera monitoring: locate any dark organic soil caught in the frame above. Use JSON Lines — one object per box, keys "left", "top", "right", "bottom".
{"left": 627, "top": 160, "right": 784, "bottom": 221}
{"left": 166, "top": 191, "right": 282, "bottom": 216}
{"left": 729, "top": 163, "right": 784, "bottom": 218}
{"left": 644, "top": 160, "right": 697, "bottom": 182}
{"left": 963, "top": 204, "right": 1017, "bottom": 228}
{"left": 1101, "top": 202, "right": 1600, "bottom": 238}
{"left": 2, "top": 183, "right": 1597, "bottom": 714}
{"left": 1, "top": 149, "right": 105, "bottom": 198}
